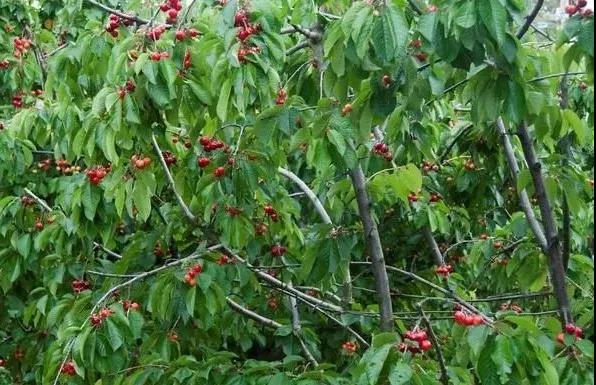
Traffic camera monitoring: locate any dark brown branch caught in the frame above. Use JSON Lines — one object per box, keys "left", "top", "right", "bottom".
{"left": 516, "top": 0, "right": 545, "bottom": 39}
{"left": 286, "top": 41, "right": 309, "bottom": 56}
{"left": 424, "top": 227, "right": 445, "bottom": 265}
{"left": 350, "top": 165, "right": 394, "bottom": 331}
{"left": 517, "top": 124, "right": 572, "bottom": 323}
{"left": 86, "top": 0, "right": 150, "bottom": 25}
{"left": 439, "top": 124, "right": 473, "bottom": 163}
{"left": 418, "top": 306, "right": 449, "bottom": 385}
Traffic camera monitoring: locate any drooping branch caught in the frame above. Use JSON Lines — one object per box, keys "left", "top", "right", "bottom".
{"left": 423, "top": 227, "right": 445, "bottom": 266}
{"left": 226, "top": 297, "right": 282, "bottom": 329}
{"left": 516, "top": 0, "right": 545, "bottom": 39}
{"left": 86, "top": 0, "right": 150, "bottom": 25}
{"left": 496, "top": 118, "right": 548, "bottom": 251}
{"left": 287, "top": 282, "right": 319, "bottom": 367}
{"left": 417, "top": 306, "right": 449, "bottom": 385}
{"left": 349, "top": 165, "right": 394, "bottom": 331}
{"left": 517, "top": 123, "right": 572, "bottom": 323}
{"left": 92, "top": 242, "right": 123, "bottom": 260}
{"left": 151, "top": 133, "right": 197, "bottom": 223}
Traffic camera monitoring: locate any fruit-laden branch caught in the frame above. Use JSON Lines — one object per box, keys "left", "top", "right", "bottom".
{"left": 351, "top": 262, "right": 494, "bottom": 326}
{"left": 350, "top": 165, "right": 394, "bottom": 332}
{"left": 496, "top": 118, "right": 548, "bottom": 250}
{"left": 226, "top": 297, "right": 282, "bottom": 329}
{"left": 516, "top": 0, "right": 545, "bottom": 39}
{"left": 423, "top": 227, "right": 445, "bottom": 266}
{"left": 517, "top": 123, "right": 573, "bottom": 323}
{"left": 151, "top": 133, "right": 197, "bottom": 223}
{"left": 417, "top": 306, "right": 449, "bottom": 385}
{"left": 52, "top": 244, "right": 222, "bottom": 385}
{"left": 86, "top": 0, "right": 150, "bottom": 24}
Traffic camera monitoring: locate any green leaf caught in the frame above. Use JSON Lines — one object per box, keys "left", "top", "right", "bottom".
{"left": 467, "top": 325, "right": 490, "bottom": 356}
{"left": 357, "top": 344, "right": 392, "bottom": 385}
{"left": 106, "top": 318, "right": 124, "bottom": 351}
{"left": 327, "top": 129, "right": 347, "bottom": 155}
{"left": 388, "top": 363, "right": 413, "bottom": 385}
{"left": 217, "top": 79, "right": 232, "bottom": 121}
{"left": 186, "top": 286, "right": 196, "bottom": 316}
{"left": 478, "top": 0, "right": 507, "bottom": 46}
{"left": 491, "top": 335, "right": 513, "bottom": 383}
{"left": 476, "top": 341, "right": 500, "bottom": 385}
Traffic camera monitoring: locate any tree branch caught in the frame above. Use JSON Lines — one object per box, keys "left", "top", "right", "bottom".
{"left": 92, "top": 242, "right": 123, "bottom": 260}
{"left": 423, "top": 227, "right": 445, "bottom": 266}
{"left": 516, "top": 0, "right": 544, "bottom": 40}
{"left": 496, "top": 118, "right": 548, "bottom": 250}
{"left": 85, "top": 0, "right": 150, "bottom": 25}
{"left": 287, "top": 282, "right": 319, "bottom": 368}
{"left": 226, "top": 297, "right": 282, "bottom": 329}
{"left": 517, "top": 123, "right": 572, "bottom": 323}
{"left": 349, "top": 165, "right": 394, "bottom": 331}
{"left": 417, "top": 306, "right": 449, "bottom": 385}
{"left": 24, "top": 188, "right": 52, "bottom": 211}
{"left": 151, "top": 134, "right": 197, "bottom": 223}
{"left": 286, "top": 41, "right": 310, "bottom": 56}
{"left": 439, "top": 124, "right": 473, "bottom": 163}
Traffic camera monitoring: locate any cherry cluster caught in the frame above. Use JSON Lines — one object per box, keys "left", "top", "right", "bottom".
{"left": 183, "top": 49, "right": 192, "bottom": 70}
{"left": 0, "top": 358, "right": 6, "bottom": 367}
{"left": 421, "top": 160, "right": 440, "bottom": 173}
{"left": 566, "top": 0, "right": 593, "bottom": 18}
{"left": 275, "top": 89, "right": 287, "bottom": 105}
{"left": 172, "top": 133, "right": 193, "bottom": 148}
{"left": 159, "top": 0, "right": 183, "bottom": 23}
{"left": 12, "top": 94, "right": 23, "bottom": 108}
{"left": 184, "top": 264, "right": 203, "bottom": 286}
{"left": 382, "top": 75, "right": 392, "bottom": 87}
{"left": 341, "top": 103, "right": 353, "bottom": 116}
{"left": 90, "top": 307, "right": 114, "bottom": 328}
{"left": 409, "top": 38, "right": 428, "bottom": 62}
{"left": 254, "top": 222, "right": 268, "bottom": 236}
{"left": 71, "top": 279, "right": 91, "bottom": 294}
{"left": 235, "top": 9, "right": 261, "bottom": 63}
{"left": 407, "top": 192, "right": 420, "bottom": 203}
{"left": 0, "top": 59, "right": 9, "bottom": 69}
{"left": 60, "top": 361, "right": 76, "bottom": 376}
{"left": 56, "top": 159, "right": 81, "bottom": 175}
{"left": 270, "top": 244, "right": 287, "bottom": 257}
{"left": 499, "top": 303, "right": 523, "bottom": 313}
{"left": 342, "top": 341, "right": 358, "bottom": 354}
{"left": 34, "top": 217, "right": 45, "bottom": 231}
{"left": 175, "top": 28, "right": 200, "bottom": 41}
{"left": 105, "top": 14, "right": 134, "bottom": 37}
{"left": 557, "top": 323, "right": 584, "bottom": 344}
{"left": 199, "top": 136, "right": 226, "bottom": 152}
{"left": 131, "top": 154, "right": 152, "bottom": 170}
{"left": 454, "top": 310, "right": 485, "bottom": 327}
{"left": 153, "top": 241, "right": 166, "bottom": 258}
{"left": 20, "top": 196, "right": 35, "bottom": 207}
{"left": 162, "top": 151, "right": 177, "bottom": 167}
{"left": 435, "top": 264, "right": 454, "bottom": 277}
{"left": 122, "top": 300, "right": 140, "bottom": 311}
{"left": 13, "top": 37, "right": 32, "bottom": 58}
{"left": 150, "top": 51, "right": 170, "bottom": 62}
{"left": 32, "top": 89, "right": 43, "bottom": 97}
{"left": 225, "top": 206, "right": 243, "bottom": 217}
{"left": 217, "top": 254, "right": 233, "bottom": 265}
{"left": 464, "top": 159, "right": 476, "bottom": 171}
{"left": 372, "top": 142, "right": 393, "bottom": 161}
{"left": 398, "top": 328, "right": 433, "bottom": 354}
{"left": 146, "top": 25, "right": 167, "bottom": 41}
{"left": 263, "top": 204, "right": 280, "bottom": 222}
{"left": 85, "top": 165, "right": 110, "bottom": 185}
{"left": 267, "top": 295, "right": 280, "bottom": 311}
{"left": 117, "top": 79, "right": 136, "bottom": 99}
{"left": 429, "top": 192, "right": 443, "bottom": 203}
{"left": 37, "top": 158, "right": 51, "bottom": 171}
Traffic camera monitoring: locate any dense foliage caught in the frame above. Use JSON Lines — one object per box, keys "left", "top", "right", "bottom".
{"left": 0, "top": 0, "right": 594, "bottom": 384}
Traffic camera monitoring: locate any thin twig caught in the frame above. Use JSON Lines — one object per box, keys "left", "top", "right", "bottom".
{"left": 287, "top": 282, "right": 319, "bottom": 367}
{"left": 529, "top": 72, "right": 585, "bottom": 83}
{"left": 516, "top": 0, "right": 545, "bottom": 40}
{"left": 286, "top": 41, "right": 309, "bottom": 56}
{"left": 151, "top": 133, "right": 197, "bottom": 223}
{"left": 418, "top": 306, "right": 449, "bottom": 385}
{"left": 93, "top": 242, "right": 123, "bottom": 260}
{"left": 86, "top": 0, "right": 150, "bottom": 25}
{"left": 423, "top": 227, "right": 445, "bottom": 266}
{"left": 24, "top": 188, "right": 52, "bottom": 211}
{"left": 226, "top": 297, "right": 282, "bottom": 329}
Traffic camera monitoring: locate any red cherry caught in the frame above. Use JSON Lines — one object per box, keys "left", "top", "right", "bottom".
{"left": 0, "top": 359, "right": 6, "bottom": 367}
{"left": 175, "top": 30, "right": 186, "bottom": 41}
{"left": 410, "top": 39, "right": 422, "bottom": 48}
{"left": 168, "top": 9, "right": 178, "bottom": 19}
{"left": 214, "top": 167, "right": 225, "bottom": 178}
{"left": 578, "top": 0, "right": 588, "bottom": 7}
{"left": 565, "top": 323, "right": 577, "bottom": 335}
{"left": 420, "top": 340, "right": 433, "bottom": 352}
{"left": 566, "top": 5, "right": 578, "bottom": 15}
{"left": 574, "top": 327, "right": 584, "bottom": 339}
{"left": 197, "top": 157, "right": 211, "bottom": 168}
{"left": 271, "top": 244, "right": 287, "bottom": 257}
{"left": 557, "top": 332, "right": 566, "bottom": 344}
{"left": 472, "top": 315, "right": 484, "bottom": 326}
